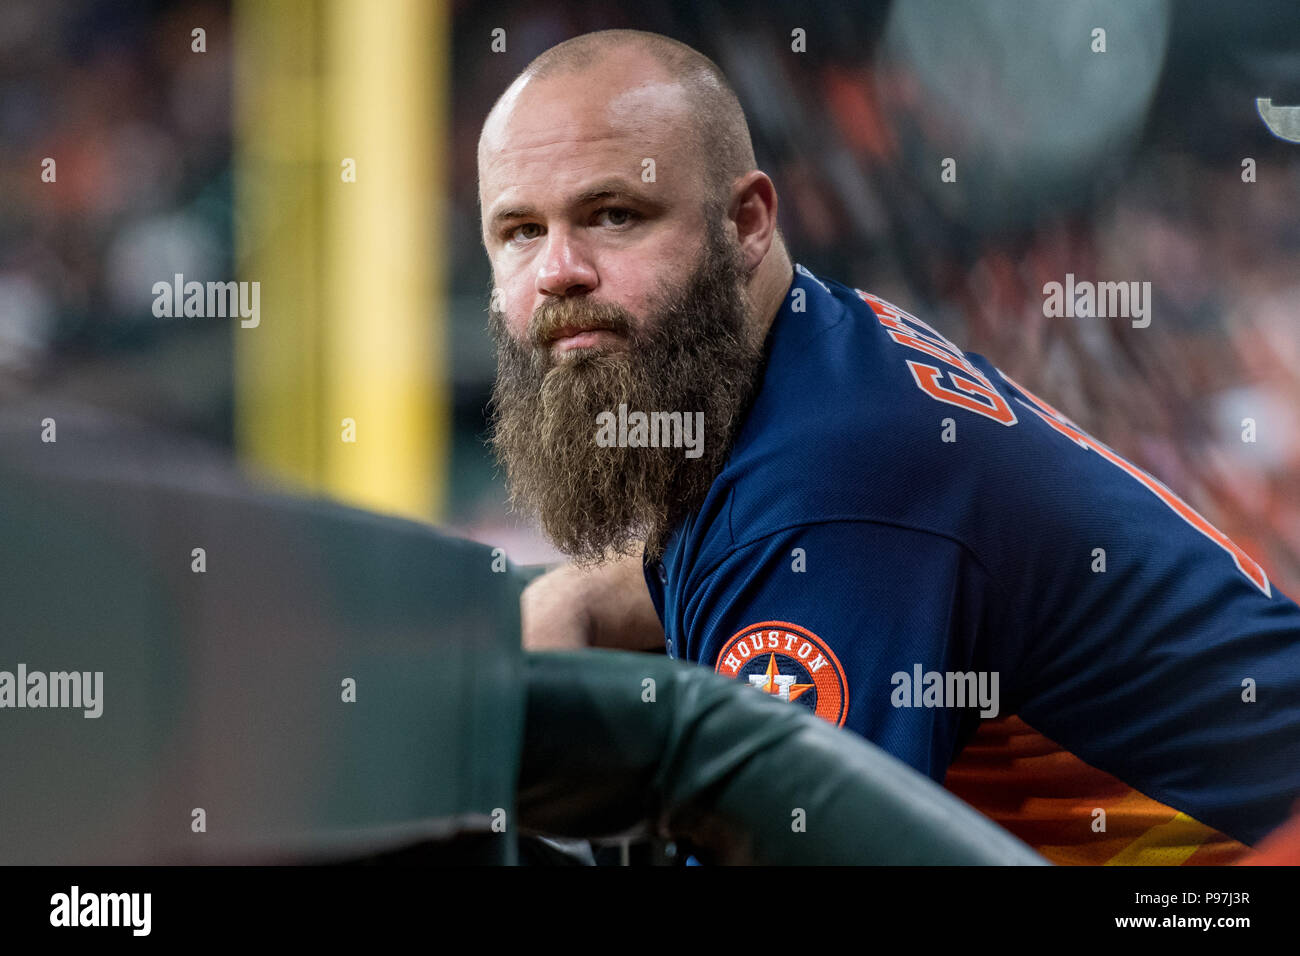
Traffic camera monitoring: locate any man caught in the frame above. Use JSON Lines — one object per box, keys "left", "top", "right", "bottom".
{"left": 478, "top": 29, "right": 1300, "bottom": 863}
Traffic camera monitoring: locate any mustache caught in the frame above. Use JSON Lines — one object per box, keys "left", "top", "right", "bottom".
{"left": 527, "top": 297, "right": 635, "bottom": 349}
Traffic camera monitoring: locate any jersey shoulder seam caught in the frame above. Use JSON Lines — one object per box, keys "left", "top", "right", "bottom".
{"left": 694, "top": 514, "right": 1015, "bottom": 608}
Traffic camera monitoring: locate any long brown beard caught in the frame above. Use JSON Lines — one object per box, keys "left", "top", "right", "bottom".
{"left": 487, "top": 222, "right": 763, "bottom": 566}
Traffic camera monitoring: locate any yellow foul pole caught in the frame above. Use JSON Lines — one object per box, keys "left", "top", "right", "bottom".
{"left": 234, "top": 0, "right": 448, "bottom": 523}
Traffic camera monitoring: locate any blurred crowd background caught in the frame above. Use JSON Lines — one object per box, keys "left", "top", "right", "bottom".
{"left": 2, "top": 0, "right": 1299, "bottom": 588}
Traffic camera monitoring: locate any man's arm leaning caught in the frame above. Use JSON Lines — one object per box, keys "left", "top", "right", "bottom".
{"left": 520, "top": 548, "right": 666, "bottom": 652}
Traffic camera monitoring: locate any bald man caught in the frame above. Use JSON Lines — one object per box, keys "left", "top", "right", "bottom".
{"left": 478, "top": 29, "right": 1300, "bottom": 864}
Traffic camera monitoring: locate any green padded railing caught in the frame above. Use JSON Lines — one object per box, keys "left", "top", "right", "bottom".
{"left": 0, "top": 417, "right": 1044, "bottom": 866}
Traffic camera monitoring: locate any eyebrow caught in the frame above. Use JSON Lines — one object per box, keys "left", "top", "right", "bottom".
{"left": 487, "top": 179, "right": 661, "bottom": 230}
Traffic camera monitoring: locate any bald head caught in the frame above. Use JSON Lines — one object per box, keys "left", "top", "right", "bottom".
{"left": 479, "top": 29, "right": 756, "bottom": 204}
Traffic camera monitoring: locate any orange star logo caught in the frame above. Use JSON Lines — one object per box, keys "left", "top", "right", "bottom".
{"left": 751, "top": 653, "right": 814, "bottom": 703}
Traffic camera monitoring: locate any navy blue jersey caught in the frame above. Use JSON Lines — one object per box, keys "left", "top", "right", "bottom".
{"left": 643, "top": 263, "right": 1300, "bottom": 847}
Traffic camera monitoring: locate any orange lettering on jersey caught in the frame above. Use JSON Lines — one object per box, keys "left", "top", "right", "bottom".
{"left": 861, "top": 291, "right": 1017, "bottom": 426}
{"left": 860, "top": 291, "right": 966, "bottom": 356}
{"left": 908, "top": 361, "right": 1019, "bottom": 426}
{"left": 882, "top": 320, "right": 976, "bottom": 373}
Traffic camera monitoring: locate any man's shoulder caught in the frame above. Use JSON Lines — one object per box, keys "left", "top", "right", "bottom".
{"left": 718, "top": 274, "right": 1017, "bottom": 546}
{"left": 750, "top": 271, "right": 1023, "bottom": 450}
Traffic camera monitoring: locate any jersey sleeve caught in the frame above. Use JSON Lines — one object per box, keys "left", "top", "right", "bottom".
{"left": 675, "top": 519, "right": 1014, "bottom": 782}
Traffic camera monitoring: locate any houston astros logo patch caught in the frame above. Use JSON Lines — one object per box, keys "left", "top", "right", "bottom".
{"left": 715, "top": 621, "right": 848, "bottom": 726}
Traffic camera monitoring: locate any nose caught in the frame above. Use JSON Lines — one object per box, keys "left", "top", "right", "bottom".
{"left": 535, "top": 227, "right": 598, "bottom": 300}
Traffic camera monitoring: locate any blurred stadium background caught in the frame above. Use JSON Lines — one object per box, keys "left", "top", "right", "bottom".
{"left": 2, "top": 0, "right": 1299, "bottom": 592}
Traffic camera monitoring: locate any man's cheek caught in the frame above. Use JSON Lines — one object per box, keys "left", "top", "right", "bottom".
{"left": 489, "top": 279, "right": 526, "bottom": 328}
{"left": 487, "top": 306, "right": 529, "bottom": 352}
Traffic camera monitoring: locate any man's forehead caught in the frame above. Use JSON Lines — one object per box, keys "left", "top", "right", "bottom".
{"left": 478, "top": 69, "right": 694, "bottom": 199}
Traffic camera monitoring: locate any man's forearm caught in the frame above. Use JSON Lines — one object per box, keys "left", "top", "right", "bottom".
{"left": 521, "top": 548, "right": 666, "bottom": 652}
{"left": 588, "top": 550, "right": 666, "bottom": 651}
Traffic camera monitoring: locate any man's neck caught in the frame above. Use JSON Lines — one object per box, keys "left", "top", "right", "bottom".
{"left": 746, "top": 242, "right": 795, "bottom": 351}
